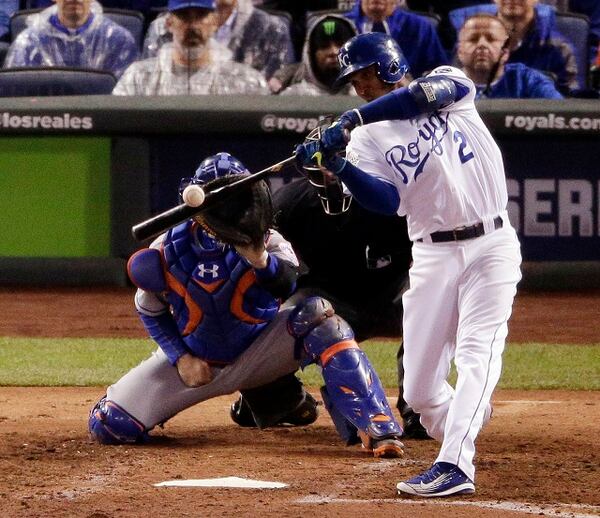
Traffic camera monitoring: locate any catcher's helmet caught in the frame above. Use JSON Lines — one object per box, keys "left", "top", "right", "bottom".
{"left": 336, "top": 32, "right": 409, "bottom": 85}
{"left": 300, "top": 123, "right": 352, "bottom": 216}
{"left": 179, "top": 152, "right": 249, "bottom": 198}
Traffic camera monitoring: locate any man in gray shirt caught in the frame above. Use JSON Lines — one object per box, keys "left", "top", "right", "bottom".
{"left": 113, "top": 0, "right": 268, "bottom": 95}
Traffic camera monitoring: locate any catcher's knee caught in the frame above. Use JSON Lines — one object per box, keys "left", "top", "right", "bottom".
{"left": 287, "top": 296, "right": 355, "bottom": 363}
{"left": 88, "top": 396, "right": 148, "bottom": 445}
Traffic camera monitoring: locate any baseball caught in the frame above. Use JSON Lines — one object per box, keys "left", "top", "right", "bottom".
{"left": 182, "top": 184, "right": 206, "bottom": 207}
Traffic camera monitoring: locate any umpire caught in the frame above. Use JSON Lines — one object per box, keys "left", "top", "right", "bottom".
{"left": 231, "top": 131, "right": 429, "bottom": 439}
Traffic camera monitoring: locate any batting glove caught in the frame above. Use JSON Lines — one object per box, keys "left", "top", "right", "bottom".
{"left": 295, "top": 140, "right": 323, "bottom": 169}
{"left": 320, "top": 110, "right": 362, "bottom": 153}
{"left": 294, "top": 141, "right": 347, "bottom": 176}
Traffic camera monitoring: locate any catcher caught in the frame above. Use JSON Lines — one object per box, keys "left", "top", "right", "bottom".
{"left": 88, "top": 152, "right": 404, "bottom": 458}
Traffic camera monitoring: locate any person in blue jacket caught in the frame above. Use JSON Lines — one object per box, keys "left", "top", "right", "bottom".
{"left": 3, "top": 0, "right": 138, "bottom": 78}
{"left": 448, "top": 1, "right": 578, "bottom": 93}
{"left": 568, "top": 0, "right": 600, "bottom": 65}
{"left": 456, "top": 13, "right": 563, "bottom": 98}
{"left": 344, "top": 0, "right": 448, "bottom": 77}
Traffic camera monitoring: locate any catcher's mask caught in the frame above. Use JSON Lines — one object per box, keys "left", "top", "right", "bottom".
{"left": 179, "top": 151, "right": 249, "bottom": 198}
{"left": 300, "top": 125, "right": 352, "bottom": 215}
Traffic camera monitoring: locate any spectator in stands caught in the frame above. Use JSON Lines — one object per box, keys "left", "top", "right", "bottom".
{"left": 0, "top": 0, "right": 20, "bottom": 42}
{"left": 27, "top": 0, "right": 163, "bottom": 20}
{"left": 344, "top": 0, "right": 448, "bottom": 77}
{"left": 256, "top": 1, "right": 363, "bottom": 58}
{"left": 3, "top": 0, "right": 137, "bottom": 78}
{"left": 568, "top": 0, "right": 600, "bottom": 65}
{"left": 448, "top": 1, "right": 578, "bottom": 93}
{"left": 496, "top": 0, "right": 579, "bottom": 92}
{"left": 113, "top": 0, "right": 268, "bottom": 95}
{"left": 457, "top": 13, "right": 563, "bottom": 98}
{"left": 272, "top": 14, "right": 357, "bottom": 95}
{"left": 405, "top": 1, "right": 492, "bottom": 50}
{"left": 143, "top": 0, "right": 293, "bottom": 79}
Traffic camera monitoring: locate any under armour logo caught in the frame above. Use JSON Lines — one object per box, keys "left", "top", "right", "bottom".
{"left": 197, "top": 263, "right": 220, "bottom": 279}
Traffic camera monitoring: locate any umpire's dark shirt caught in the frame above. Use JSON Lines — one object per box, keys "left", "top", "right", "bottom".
{"left": 273, "top": 178, "right": 413, "bottom": 312}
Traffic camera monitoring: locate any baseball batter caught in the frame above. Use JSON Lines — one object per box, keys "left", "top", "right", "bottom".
{"left": 88, "top": 152, "right": 405, "bottom": 458}
{"left": 296, "top": 33, "right": 522, "bottom": 497}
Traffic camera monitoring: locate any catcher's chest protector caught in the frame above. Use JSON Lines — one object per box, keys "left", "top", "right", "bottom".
{"left": 162, "top": 222, "right": 280, "bottom": 363}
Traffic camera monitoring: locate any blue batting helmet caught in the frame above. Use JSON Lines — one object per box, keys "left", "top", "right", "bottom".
{"left": 336, "top": 32, "right": 409, "bottom": 85}
{"left": 179, "top": 152, "right": 249, "bottom": 197}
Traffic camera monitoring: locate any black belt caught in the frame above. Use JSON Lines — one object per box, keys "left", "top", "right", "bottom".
{"left": 417, "top": 216, "right": 503, "bottom": 243}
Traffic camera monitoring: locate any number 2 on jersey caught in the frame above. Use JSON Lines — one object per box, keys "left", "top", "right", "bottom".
{"left": 453, "top": 131, "right": 474, "bottom": 164}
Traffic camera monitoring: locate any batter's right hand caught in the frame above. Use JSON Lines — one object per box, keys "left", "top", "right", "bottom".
{"left": 176, "top": 353, "right": 213, "bottom": 387}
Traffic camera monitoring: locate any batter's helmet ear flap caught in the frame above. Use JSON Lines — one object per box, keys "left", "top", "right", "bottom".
{"left": 335, "top": 32, "right": 410, "bottom": 85}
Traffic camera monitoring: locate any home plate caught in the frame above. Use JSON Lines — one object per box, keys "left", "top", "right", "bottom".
{"left": 154, "top": 476, "right": 288, "bottom": 489}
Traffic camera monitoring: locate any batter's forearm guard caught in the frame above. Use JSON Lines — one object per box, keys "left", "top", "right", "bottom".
{"left": 356, "top": 76, "right": 467, "bottom": 125}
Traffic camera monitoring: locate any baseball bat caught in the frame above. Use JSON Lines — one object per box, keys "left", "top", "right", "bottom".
{"left": 131, "top": 155, "right": 296, "bottom": 242}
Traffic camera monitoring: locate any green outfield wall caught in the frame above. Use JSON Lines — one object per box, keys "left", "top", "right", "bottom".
{"left": 0, "top": 137, "right": 111, "bottom": 257}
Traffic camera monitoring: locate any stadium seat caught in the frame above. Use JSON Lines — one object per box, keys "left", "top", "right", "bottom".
{"left": 103, "top": 8, "right": 145, "bottom": 51}
{"left": 9, "top": 7, "right": 145, "bottom": 50}
{"left": 0, "top": 67, "right": 117, "bottom": 96}
{"left": 0, "top": 41, "right": 9, "bottom": 68}
{"left": 554, "top": 11, "right": 590, "bottom": 89}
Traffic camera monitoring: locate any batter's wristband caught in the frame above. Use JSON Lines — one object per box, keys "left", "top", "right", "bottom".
{"left": 350, "top": 108, "right": 363, "bottom": 127}
{"left": 328, "top": 157, "right": 347, "bottom": 175}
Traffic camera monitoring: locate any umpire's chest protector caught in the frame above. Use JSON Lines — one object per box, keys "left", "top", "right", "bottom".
{"left": 161, "top": 222, "right": 280, "bottom": 364}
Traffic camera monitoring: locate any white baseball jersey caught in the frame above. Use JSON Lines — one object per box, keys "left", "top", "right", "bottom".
{"left": 346, "top": 66, "right": 508, "bottom": 242}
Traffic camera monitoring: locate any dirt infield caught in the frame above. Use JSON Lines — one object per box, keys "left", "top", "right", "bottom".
{"left": 1, "top": 288, "right": 600, "bottom": 517}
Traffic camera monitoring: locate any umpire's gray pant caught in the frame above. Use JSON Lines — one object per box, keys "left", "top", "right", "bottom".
{"left": 107, "top": 308, "right": 301, "bottom": 429}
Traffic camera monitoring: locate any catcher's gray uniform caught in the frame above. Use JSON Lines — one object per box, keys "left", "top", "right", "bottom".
{"left": 104, "top": 228, "right": 300, "bottom": 429}
{"left": 107, "top": 307, "right": 299, "bottom": 428}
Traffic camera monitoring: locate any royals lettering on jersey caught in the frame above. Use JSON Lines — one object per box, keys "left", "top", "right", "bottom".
{"left": 384, "top": 111, "right": 451, "bottom": 184}
{"left": 161, "top": 221, "right": 280, "bottom": 364}
{"left": 347, "top": 66, "right": 508, "bottom": 241}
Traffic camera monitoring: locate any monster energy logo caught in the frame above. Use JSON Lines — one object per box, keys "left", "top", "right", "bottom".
{"left": 322, "top": 20, "right": 336, "bottom": 35}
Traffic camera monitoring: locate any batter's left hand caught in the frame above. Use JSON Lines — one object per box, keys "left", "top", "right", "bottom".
{"left": 295, "top": 140, "right": 323, "bottom": 169}
{"left": 320, "top": 111, "right": 359, "bottom": 152}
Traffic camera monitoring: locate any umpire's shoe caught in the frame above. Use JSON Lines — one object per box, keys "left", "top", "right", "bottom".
{"left": 397, "top": 462, "right": 475, "bottom": 497}
{"left": 402, "top": 413, "right": 432, "bottom": 440}
{"left": 230, "top": 392, "right": 319, "bottom": 428}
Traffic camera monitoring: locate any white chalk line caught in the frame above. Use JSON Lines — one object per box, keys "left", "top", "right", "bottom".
{"left": 296, "top": 495, "right": 600, "bottom": 518}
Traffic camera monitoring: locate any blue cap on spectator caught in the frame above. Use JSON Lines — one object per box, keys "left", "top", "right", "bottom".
{"left": 168, "top": 0, "right": 216, "bottom": 12}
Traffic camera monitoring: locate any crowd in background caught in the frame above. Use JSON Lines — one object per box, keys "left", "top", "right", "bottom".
{"left": 0, "top": 0, "right": 598, "bottom": 98}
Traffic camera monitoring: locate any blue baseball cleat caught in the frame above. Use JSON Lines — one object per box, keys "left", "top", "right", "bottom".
{"left": 396, "top": 462, "right": 475, "bottom": 497}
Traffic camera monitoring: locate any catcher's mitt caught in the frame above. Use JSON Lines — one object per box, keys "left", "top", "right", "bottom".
{"left": 196, "top": 174, "right": 273, "bottom": 247}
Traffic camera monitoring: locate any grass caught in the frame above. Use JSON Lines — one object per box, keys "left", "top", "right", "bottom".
{"left": 1, "top": 337, "right": 598, "bottom": 390}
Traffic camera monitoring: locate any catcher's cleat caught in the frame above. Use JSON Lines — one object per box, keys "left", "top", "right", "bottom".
{"left": 372, "top": 437, "right": 405, "bottom": 458}
{"left": 358, "top": 429, "right": 404, "bottom": 458}
{"left": 230, "top": 395, "right": 257, "bottom": 428}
